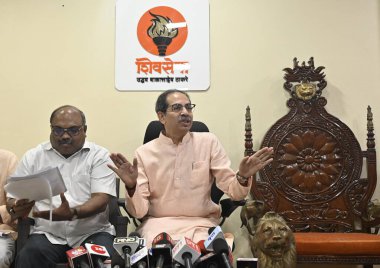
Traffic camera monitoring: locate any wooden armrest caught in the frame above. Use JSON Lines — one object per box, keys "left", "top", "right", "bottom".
{"left": 117, "top": 198, "right": 141, "bottom": 228}
{"left": 114, "top": 215, "right": 129, "bottom": 237}
{"left": 219, "top": 198, "right": 246, "bottom": 226}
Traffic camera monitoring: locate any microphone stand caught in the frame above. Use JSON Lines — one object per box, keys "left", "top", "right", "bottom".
{"left": 94, "top": 257, "right": 105, "bottom": 268}
{"left": 220, "top": 253, "right": 232, "bottom": 268}
{"left": 182, "top": 252, "right": 193, "bottom": 268}
{"left": 124, "top": 250, "right": 131, "bottom": 268}
{"left": 155, "top": 255, "right": 164, "bottom": 268}
{"left": 137, "top": 263, "right": 147, "bottom": 268}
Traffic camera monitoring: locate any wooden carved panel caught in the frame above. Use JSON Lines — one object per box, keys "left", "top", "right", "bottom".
{"left": 249, "top": 58, "right": 373, "bottom": 232}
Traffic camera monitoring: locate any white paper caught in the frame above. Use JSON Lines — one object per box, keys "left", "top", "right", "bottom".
{"left": 5, "top": 167, "right": 66, "bottom": 201}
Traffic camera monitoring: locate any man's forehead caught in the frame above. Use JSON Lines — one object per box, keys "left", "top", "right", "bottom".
{"left": 52, "top": 108, "right": 82, "bottom": 121}
{"left": 167, "top": 92, "right": 190, "bottom": 103}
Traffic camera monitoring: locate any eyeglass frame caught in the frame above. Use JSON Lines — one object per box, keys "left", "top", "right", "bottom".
{"left": 167, "top": 103, "right": 196, "bottom": 113}
{"left": 50, "top": 125, "right": 85, "bottom": 137}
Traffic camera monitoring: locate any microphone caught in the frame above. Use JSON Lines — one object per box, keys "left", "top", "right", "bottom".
{"left": 212, "top": 238, "right": 233, "bottom": 268}
{"left": 196, "top": 240, "right": 209, "bottom": 255}
{"left": 150, "top": 232, "right": 174, "bottom": 268}
{"left": 66, "top": 246, "right": 91, "bottom": 268}
{"left": 113, "top": 232, "right": 142, "bottom": 268}
{"left": 196, "top": 237, "right": 233, "bottom": 268}
{"left": 130, "top": 246, "right": 149, "bottom": 268}
{"left": 204, "top": 226, "right": 225, "bottom": 251}
{"left": 195, "top": 252, "right": 221, "bottom": 268}
{"left": 136, "top": 236, "right": 146, "bottom": 253}
{"left": 172, "top": 237, "right": 201, "bottom": 268}
{"left": 85, "top": 243, "right": 110, "bottom": 268}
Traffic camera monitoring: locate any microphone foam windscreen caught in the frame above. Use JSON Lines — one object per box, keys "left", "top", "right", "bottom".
{"left": 208, "top": 227, "right": 216, "bottom": 235}
{"left": 151, "top": 232, "right": 174, "bottom": 267}
{"left": 197, "top": 240, "right": 208, "bottom": 254}
{"left": 212, "top": 238, "right": 229, "bottom": 255}
{"left": 152, "top": 232, "right": 174, "bottom": 246}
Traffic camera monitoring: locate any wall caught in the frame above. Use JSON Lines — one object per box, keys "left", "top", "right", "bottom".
{"left": 1, "top": 0, "right": 379, "bottom": 267}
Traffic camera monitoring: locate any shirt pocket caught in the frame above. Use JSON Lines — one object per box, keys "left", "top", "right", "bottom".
{"left": 190, "top": 161, "right": 210, "bottom": 189}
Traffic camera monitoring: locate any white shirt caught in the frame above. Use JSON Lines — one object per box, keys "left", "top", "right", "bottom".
{"left": 13, "top": 141, "right": 116, "bottom": 247}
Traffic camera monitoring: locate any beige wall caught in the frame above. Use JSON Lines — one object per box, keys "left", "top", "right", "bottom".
{"left": 1, "top": 0, "right": 379, "bottom": 267}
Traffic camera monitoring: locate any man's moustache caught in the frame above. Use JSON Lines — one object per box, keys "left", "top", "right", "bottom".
{"left": 59, "top": 140, "right": 72, "bottom": 145}
{"left": 179, "top": 116, "right": 191, "bottom": 122}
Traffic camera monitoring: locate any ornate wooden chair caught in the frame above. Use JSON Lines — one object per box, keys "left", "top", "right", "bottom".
{"left": 244, "top": 57, "right": 380, "bottom": 267}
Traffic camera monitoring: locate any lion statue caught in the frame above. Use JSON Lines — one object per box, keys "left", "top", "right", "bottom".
{"left": 368, "top": 199, "right": 380, "bottom": 220}
{"left": 251, "top": 211, "right": 296, "bottom": 268}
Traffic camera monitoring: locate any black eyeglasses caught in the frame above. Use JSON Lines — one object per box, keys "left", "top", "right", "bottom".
{"left": 51, "top": 126, "right": 84, "bottom": 137}
{"left": 167, "top": 103, "right": 196, "bottom": 113}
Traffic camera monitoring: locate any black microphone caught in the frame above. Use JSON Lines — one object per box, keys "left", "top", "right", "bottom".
{"left": 113, "top": 232, "right": 142, "bottom": 268}
{"left": 195, "top": 252, "right": 221, "bottom": 268}
{"left": 172, "top": 237, "right": 201, "bottom": 268}
{"left": 204, "top": 226, "right": 224, "bottom": 251}
{"left": 84, "top": 243, "right": 110, "bottom": 268}
{"left": 151, "top": 232, "right": 174, "bottom": 268}
{"left": 196, "top": 240, "right": 210, "bottom": 256}
{"left": 66, "top": 246, "right": 91, "bottom": 268}
{"left": 212, "top": 238, "right": 233, "bottom": 268}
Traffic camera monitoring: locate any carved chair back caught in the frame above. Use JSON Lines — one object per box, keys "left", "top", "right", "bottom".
{"left": 244, "top": 58, "right": 380, "bottom": 267}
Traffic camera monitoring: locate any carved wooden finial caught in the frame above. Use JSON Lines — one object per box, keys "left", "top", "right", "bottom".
{"left": 245, "top": 106, "right": 254, "bottom": 156}
{"left": 367, "top": 105, "right": 375, "bottom": 150}
{"left": 283, "top": 57, "right": 326, "bottom": 101}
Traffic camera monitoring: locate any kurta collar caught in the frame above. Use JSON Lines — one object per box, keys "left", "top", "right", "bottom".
{"left": 158, "top": 131, "right": 191, "bottom": 145}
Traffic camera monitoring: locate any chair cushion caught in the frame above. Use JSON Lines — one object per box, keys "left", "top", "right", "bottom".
{"left": 295, "top": 232, "right": 380, "bottom": 256}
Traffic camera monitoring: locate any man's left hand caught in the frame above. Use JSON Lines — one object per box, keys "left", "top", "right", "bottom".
{"left": 6, "top": 198, "right": 35, "bottom": 220}
{"left": 238, "top": 147, "right": 274, "bottom": 178}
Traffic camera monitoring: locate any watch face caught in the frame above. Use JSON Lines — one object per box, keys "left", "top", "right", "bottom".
{"left": 6, "top": 204, "right": 16, "bottom": 216}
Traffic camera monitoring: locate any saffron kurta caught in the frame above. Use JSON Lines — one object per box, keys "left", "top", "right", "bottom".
{"left": 0, "top": 149, "right": 18, "bottom": 232}
{"left": 0, "top": 149, "right": 18, "bottom": 268}
{"left": 125, "top": 132, "right": 251, "bottom": 246}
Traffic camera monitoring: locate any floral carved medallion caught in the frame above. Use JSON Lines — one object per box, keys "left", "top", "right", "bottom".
{"left": 277, "top": 129, "right": 342, "bottom": 193}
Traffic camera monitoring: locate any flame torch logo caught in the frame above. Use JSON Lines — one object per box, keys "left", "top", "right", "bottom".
{"left": 137, "top": 6, "right": 188, "bottom": 57}
{"left": 148, "top": 12, "right": 178, "bottom": 56}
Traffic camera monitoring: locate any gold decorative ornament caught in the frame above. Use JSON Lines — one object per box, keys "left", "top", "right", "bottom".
{"left": 295, "top": 82, "right": 316, "bottom": 100}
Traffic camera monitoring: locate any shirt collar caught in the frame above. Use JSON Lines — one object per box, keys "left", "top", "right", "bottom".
{"left": 158, "top": 131, "right": 191, "bottom": 145}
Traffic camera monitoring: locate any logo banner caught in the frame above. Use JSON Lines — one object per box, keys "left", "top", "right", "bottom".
{"left": 115, "top": 0, "right": 210, "bottom": 91}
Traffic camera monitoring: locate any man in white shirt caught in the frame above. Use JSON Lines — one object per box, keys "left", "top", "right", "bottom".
{"left": 7, "top": 105, "right": 116, "bottom": 268}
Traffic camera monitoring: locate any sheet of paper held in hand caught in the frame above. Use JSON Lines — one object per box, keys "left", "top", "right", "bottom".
{"left": 5, "top": 167, "right": 66, "bottom": 201}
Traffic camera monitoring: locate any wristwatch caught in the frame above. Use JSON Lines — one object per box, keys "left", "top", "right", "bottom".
{"left": 6, "top": 199, "right": 16, "bottom": 216}
{"left": 5, "top": 198, "right": 16, "bottom": 216}
{"left": 8, "top": 207, "right": 16, "bottom": 216}
{"left": 236, "top": 171, "right": 250, "bottom": 186}
{"left": 70, "top": 208, "right": 79, "bottom": 221}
